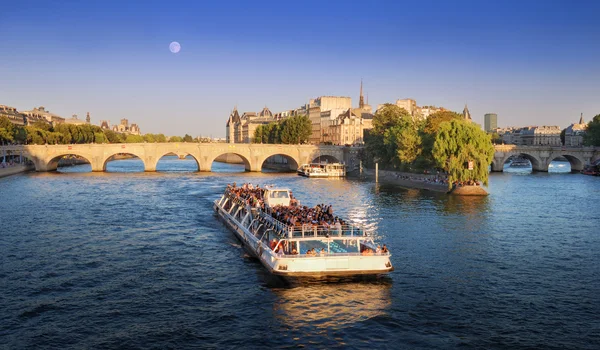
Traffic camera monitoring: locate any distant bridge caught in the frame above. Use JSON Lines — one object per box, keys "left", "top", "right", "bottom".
{"left": 492, "top": 145, "right": 600, "bottom": 172}
{"left": 1, "top": 143, "right": 596, "bottom": 173}
{"left": 0, "top": 143, "right": 361, "bottom": 172}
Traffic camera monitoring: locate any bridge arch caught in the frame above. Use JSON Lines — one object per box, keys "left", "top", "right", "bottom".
{"left": 260, "top": 153, "right": 300, "bottom": 172}
{"left": 549, "top": 152, "right": 585, "bottom": 172}
{"left": 154, "top": 151, "right": 200, "bottom": 172}
{"left": 45, "top": 152, "right": 93, "bottom": 172}
{"left": 210, "top": 152, "right": 252, "bottom": 172}
{"left": 102, "top": 151, "right": 147, "bottom": 172}
{"left": 499, "top": 152, "right": 541, "bottom": 171}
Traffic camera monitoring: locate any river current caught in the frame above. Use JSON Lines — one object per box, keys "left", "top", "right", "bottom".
{"left": 1, "top": 157, "right": 599, "bottom": 349}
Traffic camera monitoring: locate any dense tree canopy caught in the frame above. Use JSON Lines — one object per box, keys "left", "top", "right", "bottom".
{"left": 583, "top": 114, "right": 600, "bottom": 146}
{"left": 432, "top": 119, "right": 495, "bottom": 189}
{"left": 365, "top": 104, "right": 415, "bottom": 167}
{"left": 0, "top": 116, "right": 192, "bottom": 145}
{"left": 253, "top": 115, "right": 311, "bottom": 144}
{"left": 364, "top": 107, "right": 494, "bottom": 186}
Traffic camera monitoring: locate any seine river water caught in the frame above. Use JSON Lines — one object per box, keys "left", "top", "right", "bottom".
{"left": 1, "top": 157, "right": 599, "bottom": 349}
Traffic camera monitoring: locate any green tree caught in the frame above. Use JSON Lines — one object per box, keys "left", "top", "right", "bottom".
{"left": 103, "top": 129, "right": 124, "bottom": 143}
{"left": 560, "top": 128, "right": 566, "bottom": 145}
{"left": 54, "top": 124, "right": 73, "bottom": 143}
{"left": 143, "top": 133, "right": 156, "bottom": 143}
{"left": 422, "top": 110, "right": 464, "bottom": 134}
{"left": 183, "top": 134, "right": 194, "bottom": 142}
{"left": 372, "top": 104, "right": 411, "bottom": 134}
{"left": 31, "top": 120, "right": 52, "bottom": 131}
{"left": 155, "top": 134, "right": 167, "bottom": 143}
{"left": 386, "top": 125, "right": 422, "bottom": 166}
{"left": 583, "top": 114, "right": 600, "bottom": 146}
{"left": 280, "top": 115, "right": 311, "bottom": 144}
{"left": 366, "top": 104, "right": 413, "bottom": 167}
{"left": 125, "top": 134, "right": 144, "bottom": 143}
{"left": 25, "top": 126, "right": 47, "bottom": 144}
{"left": 253, "top": 125, "right": 265, "bottom": 143}
{"left": 94, "top": 132, "right": 107, "bottom": 143}
{"left": 432, "top": 119, "right": 495, "bottom": 189}
{"left": 13, "top": 127, "right": 27, "bottom": 144}
{"left": 0, "top": 128, "right": 14, "bottom": 143}
{"left": 169, "top": 136, "right": 183, "bottom": 142}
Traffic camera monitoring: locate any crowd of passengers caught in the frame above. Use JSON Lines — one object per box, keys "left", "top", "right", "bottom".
{"left": 224, "top": 183, "right": 390, "bottom": 255}
{"left": 225, "top": 182, "right": 349, "bottom": 232}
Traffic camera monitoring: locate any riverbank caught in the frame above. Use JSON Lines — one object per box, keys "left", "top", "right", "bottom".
{"left": 0, "top": 164, "right": 35, "bottom": 179}
{"left": 355, "top": 168, "right": 488, "bottom": 195}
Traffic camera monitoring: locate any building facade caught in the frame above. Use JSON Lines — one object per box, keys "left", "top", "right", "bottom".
{"left": 484, "top": 113, "right": 498, "bottom": 132}
{"left": 0, "top": 105, "right": 27, "bottom": 126}
{"left": 112, "top": 118, "right": 141, "bottom": 135}
{"left": 21, "top": 106, "right": 65, "bottom": 126}
{"left": 564, "top": 114, "right": 587, "bottom": 147}
{"left": 227, "top": 107, "right": 276, "bottom": 143}
{"left": 520, "top": 125, "right": 561, "bottom": 146}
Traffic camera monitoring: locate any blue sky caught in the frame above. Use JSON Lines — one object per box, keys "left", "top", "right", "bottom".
{"left": 1, "top": 0, "right": 599, "bottom": 137}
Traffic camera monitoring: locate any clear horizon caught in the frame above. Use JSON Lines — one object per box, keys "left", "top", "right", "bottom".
{"left": 2, "top": 0, "right": 599, "bottom": 137}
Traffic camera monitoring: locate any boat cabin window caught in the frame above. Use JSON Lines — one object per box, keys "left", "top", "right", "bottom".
{"left": 270, "top": 191, "right": 289, "bottom": 199}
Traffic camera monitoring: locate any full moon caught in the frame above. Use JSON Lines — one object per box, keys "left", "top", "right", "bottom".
{"left": 169, "top": 41, "right": 181, "bottom": 53}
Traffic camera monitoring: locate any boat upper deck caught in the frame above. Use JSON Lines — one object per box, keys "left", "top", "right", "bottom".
{"left": 222, "top": 183, "right": 371, "bottom": 241}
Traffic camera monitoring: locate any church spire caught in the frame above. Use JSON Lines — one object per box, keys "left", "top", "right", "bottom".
{"left": 579, "top": 113, "right": 584, "bottom": 124}
{"left": 359, "top": 79, "right": 365, "bottom": 109}
{"left": 463, "top": 104, "right": 472, "bottom": 122}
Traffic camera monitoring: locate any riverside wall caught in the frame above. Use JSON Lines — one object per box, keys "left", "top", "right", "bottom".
{"left": 356, "top": 168, "right": 488, "bottom": 195}
{"left": 0, "top": 164, "right": 35, "bottom": 179}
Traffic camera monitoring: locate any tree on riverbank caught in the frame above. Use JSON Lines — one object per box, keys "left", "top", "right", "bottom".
{"left": 365, "top": 106, "right": 468, "bottom": 171}
{"left": 583, "top": 114, "right": 600, "bottom": 146}
{"left": 253, "top": 115, "right": 311, "bottom": 144}
{"left": 432, "top": 119, "right": 494, "bottom": 189}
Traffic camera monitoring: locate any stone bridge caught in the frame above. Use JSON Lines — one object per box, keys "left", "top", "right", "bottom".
{"left": 0, "top": 143, "right": 362, "bottom": 172}
{"left": 492, "top": 145, "right": 600, "bottom": 172}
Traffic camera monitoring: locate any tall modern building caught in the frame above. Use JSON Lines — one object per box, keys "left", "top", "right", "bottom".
{"left": 484, "top": 113, "right": 498, "bottom": 132}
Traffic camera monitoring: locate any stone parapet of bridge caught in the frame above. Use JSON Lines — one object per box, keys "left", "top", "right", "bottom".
{"left": 492, "top": 145, "right": 599, "bottom": 172}
{"left": 0, "top": 143, "right": 362, "bottom": 173}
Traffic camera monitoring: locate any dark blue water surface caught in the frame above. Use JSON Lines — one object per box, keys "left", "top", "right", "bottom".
{"left": 1, "top": 157, "right": 599, "bottom": 349}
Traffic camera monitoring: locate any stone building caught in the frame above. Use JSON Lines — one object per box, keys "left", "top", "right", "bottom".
{"left": 63, "top": 114, "right": 88, "bottom": 126}
{"left": 327, "top": 108, "right": 371, "bottom": 146}
{"left": 395, "top": 99, "right": 417, "bottom": 116}
{"left": 112, "top": 118, "right": 141, "bottom": 135}
{"left": 564, "top": 114, "right": 587, "bottom": 147}
{"left": 21, "top": 106, "right": 65, "bottom": 126}
{"left": 520, "top": 125, "right": 561, "bottom": 146}
{"left": 226, "top": 107, "right": 275, "bottom": 143}
{"left": 0, "top": 104, "right": 27, "bottom": 126}
{"left": 377, "top": 99, "right": 445, "bottom": 119}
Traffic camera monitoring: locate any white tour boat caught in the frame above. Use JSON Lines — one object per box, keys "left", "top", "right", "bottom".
{"left": 213, "top": 184, "right": 393, "bottom": 278}
{"left": 297, "top": 163, "right": 346, "bottom": 178}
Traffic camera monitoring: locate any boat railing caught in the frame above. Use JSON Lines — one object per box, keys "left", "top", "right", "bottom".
{"left": 255, "top": 212, "right": 368, "bottom": 238}
{"left": 277, "top": 251, "right": 389, "bottom": 258}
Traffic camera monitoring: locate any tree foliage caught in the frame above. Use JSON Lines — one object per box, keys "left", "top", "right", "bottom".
{"left": 365, "top": 103, "right": 421, "bottom": 168}
{"left": 432, "top": 119, "right": 494, "bottom": 189}
{"left": 253, "top": 115, "right": 311, "bottom": 144}
{"left": 583, "top": 114, "right": 600, "bottom": 146}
